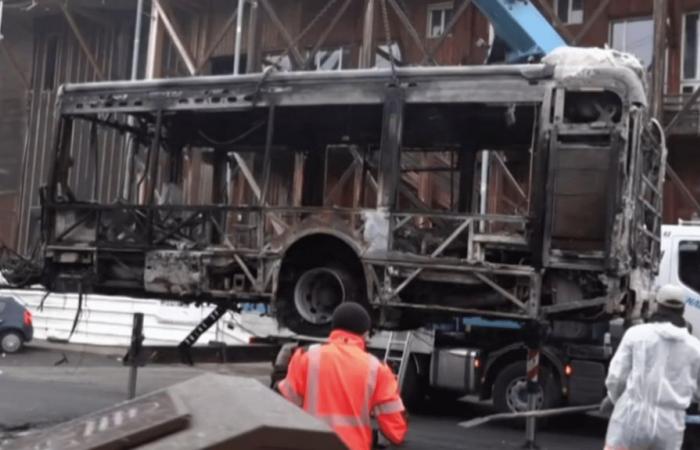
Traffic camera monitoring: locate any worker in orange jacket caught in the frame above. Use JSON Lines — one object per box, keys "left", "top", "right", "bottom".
{"left": 277, "top": 302, "right": 408, "bottom": 450}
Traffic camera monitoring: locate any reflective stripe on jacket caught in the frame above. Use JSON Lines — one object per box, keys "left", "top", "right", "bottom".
{"left": 278, "top": 329, "right": 408, "bottom": 450}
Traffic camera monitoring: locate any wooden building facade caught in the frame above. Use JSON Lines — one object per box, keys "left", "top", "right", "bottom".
{"left": 1, "top": 0, "right": 700, "bottom": 253}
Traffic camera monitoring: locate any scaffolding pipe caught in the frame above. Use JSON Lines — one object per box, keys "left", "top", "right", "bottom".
{"left": 233, "top": 0, "right": 245, "bottom": 74}
{"left": 130, "top": 0, "right": 144, "bottom": 80}
{"left": 0, "top": 1, "right": 4, "bottom": 40}
{"left": 479, "top": 150, "right": 489, "bottom": 232}
{"left": 123, "top": 0, "right": 145, "bottom": 200}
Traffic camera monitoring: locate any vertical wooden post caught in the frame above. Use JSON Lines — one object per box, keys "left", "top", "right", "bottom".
{"left": 153, "top": 0, "right": 197, "bottom": 75}
{"left": 60, "top": 4, "right": 105, "bottom": 80}
{"left": 652, "top": 0, "right": 667, "bottom": 119}
{"left": 359, "top": 0, "right": 375, "bottom": 68}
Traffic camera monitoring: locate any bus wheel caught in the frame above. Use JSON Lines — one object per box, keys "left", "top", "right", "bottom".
{"left": 277, "top": 263, "right": 363, "bottom": 336}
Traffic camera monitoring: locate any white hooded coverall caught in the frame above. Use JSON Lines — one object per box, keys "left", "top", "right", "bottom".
{"left": 604, "top": 322, "right": 700, "bottom": 450}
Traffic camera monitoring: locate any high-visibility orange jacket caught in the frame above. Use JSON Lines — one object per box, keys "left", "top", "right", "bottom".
{"left": 278, "top": 329, "right": 408, "bottom": 450}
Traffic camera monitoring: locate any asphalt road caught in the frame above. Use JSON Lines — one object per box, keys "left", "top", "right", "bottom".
{"left": 0, "top": 343, "right": 609, "bottom": 449}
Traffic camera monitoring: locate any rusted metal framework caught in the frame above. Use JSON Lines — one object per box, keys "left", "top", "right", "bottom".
{"left": 21, "top": 58, "right": 664, "bottom": 335}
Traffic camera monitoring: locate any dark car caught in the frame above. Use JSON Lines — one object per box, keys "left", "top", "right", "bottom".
{"left": 0, "top": 296, "right": 33, "bottom": 353}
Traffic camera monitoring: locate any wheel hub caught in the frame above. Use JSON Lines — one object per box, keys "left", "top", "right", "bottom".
{"left": 2, "top": 333, "right": 21, "bottom": 353}
{"left": 505, "top": 377, "right": 544, "bottom": 412}
{"left": 294, "top": 268, "right": 346, "bottom": 325}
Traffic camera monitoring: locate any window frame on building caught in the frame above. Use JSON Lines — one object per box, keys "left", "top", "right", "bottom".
{"left": 262, "top": 52, "right": 293, "bottom": 72}
{"left": 554, "top": 0, "right": 583, "bottom": 25}
{"left": 609, "top": 16, "right": 654, "bottom": 69}
{"left": 426, "top": 2, "right": 454, "bottom": 39}
{"left": 682, "top": 11, "right": 700, "bottom": 93}
{"left": 312, "top": 46, "right": 352, "bottom": 71}
{"left": 375, "top": 42, "right": 403, "bottom": 68}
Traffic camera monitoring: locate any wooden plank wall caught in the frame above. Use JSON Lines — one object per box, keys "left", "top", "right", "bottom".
{"left": 16, "top": 12, "right": 133, "bottom": 253}
{"left": 0, "top": 15, "right": 32, "bottom": 249}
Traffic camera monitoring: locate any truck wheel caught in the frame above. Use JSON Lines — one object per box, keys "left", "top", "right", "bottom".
{"left": 492, "top": 361, "right": 561, "bottom": 422}
{"left": 1, "top": 331, "right": 24, "bottom": 353}
{"left": 277, "top": 263, "right": 364, "bottom": 336}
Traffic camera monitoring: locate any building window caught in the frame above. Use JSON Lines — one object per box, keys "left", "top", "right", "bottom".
{"left": 313, "top": 47, "right": 351, "bottom": 71}
{"left": 209, "top": 55, "right": 248, "bottom": 75}
{"left": 376, "top": 42, "right": 402, "bottom": 68}
{"left": 427, "top": 2, "right": 454, "bottom": 38}
{"left": 262, "top": 52, "right": 293, "bottom": 72}
{"left": 554, "top": 0, "right": 583, "bottom": 25}
{"left": 683, "top": 12, "right": 700, "bottom": 91}
{"left": 610, "top": 18, "right": 654, "bottom": 69}
{"left": 679, "top": 240, "right": 700, "bottom": 293}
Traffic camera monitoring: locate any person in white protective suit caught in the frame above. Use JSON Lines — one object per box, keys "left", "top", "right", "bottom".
{"left": 601, "top": 284, "right": 700, "bottom": 450}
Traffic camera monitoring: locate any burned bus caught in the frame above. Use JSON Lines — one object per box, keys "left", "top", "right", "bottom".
{"left": 8, "top": 63, "right": 665, "bottom": 335}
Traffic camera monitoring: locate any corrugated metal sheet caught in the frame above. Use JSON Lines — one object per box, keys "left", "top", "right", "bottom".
{"left": 0, "top": 288, "right": 250, "bottom": 346}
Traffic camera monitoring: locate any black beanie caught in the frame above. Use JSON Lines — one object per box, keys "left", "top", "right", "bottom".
{"left": 331, "top": 302, "right": 371, "bottom": 335}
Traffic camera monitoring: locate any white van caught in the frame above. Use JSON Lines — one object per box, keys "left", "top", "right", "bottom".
{"left": 658, "top": 223, "right": 700, "bottom": 339}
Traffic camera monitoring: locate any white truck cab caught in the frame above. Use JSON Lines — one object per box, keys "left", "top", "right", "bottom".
{"left": 658, "top": 223, "right": 700, "bottom": 339}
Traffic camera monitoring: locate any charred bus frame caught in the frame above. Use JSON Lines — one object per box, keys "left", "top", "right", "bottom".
{"left": 33, "top": 65, "right": 664, "bottom": 334}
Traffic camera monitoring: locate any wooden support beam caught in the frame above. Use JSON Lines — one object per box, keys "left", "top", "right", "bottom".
{"left": 325, "top": 160, "right": 359, "bottom": 206}
{"left": 652, "top": 0, "right": 667, "bottom": 119}
{"left": 60, "top": 4, "right": 105, "bottom": 80}
{"left": 154, "top": 0, "right": 197, "bottom": 75}
{"left": 195, "top": 9, "right": 238, "bottom": 74}
{"left": 258, "top": 0, "right": 305, "bottom": 68}
{"left": 230, "top": 152, "right": 286, "bottom": 235}
{"left": 572, "top": 0, "right": 611, "bottom": 45}
{"left": 657, "top": 92, "right": 700, "bottom": 215}
{"left": 665, "top": 89, "right": 700, "bottom": 135}
{"left": 386, "top": 0, "right": 432, "bottom": 64}
{"left": 359, "top": 0, "right": 375, "bottom": 68}
{"left": 303, "top": 0, "right": 352, "bottom": 70}
{"left": 0, "top": 40, "right": 30, "bottom": 89}
{"left": 492, "top": 152, "right": 527, "bottom": 201}
{"left": 146, "top": 0, "right": 164, "bottom": 79}
{"left": 422, "top": 0, "right": 472, "bottom": 65}
{"left": 531, "top": 0, "right": 575, "bottom": 44}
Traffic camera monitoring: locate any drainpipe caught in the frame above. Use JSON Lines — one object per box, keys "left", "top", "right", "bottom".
{"left": 233, "top": 0, "right": 245, "bottom": 74}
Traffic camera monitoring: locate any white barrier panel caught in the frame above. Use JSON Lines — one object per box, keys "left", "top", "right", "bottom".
{"left": 0, "top": 288, "right": 252, "bottom": 347}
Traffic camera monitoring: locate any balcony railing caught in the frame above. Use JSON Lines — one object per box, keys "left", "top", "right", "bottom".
{"left": 664, "top": 94, "right": 700, "bottom": 135}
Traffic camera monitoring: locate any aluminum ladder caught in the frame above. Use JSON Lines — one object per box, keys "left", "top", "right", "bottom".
{"left": 383, "top": 331, "right": 414, "bottom": 389}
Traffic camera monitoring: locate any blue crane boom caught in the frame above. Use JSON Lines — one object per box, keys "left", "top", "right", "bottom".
{"left": 473, "top": 0, "right": 567, "bottom": 62}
